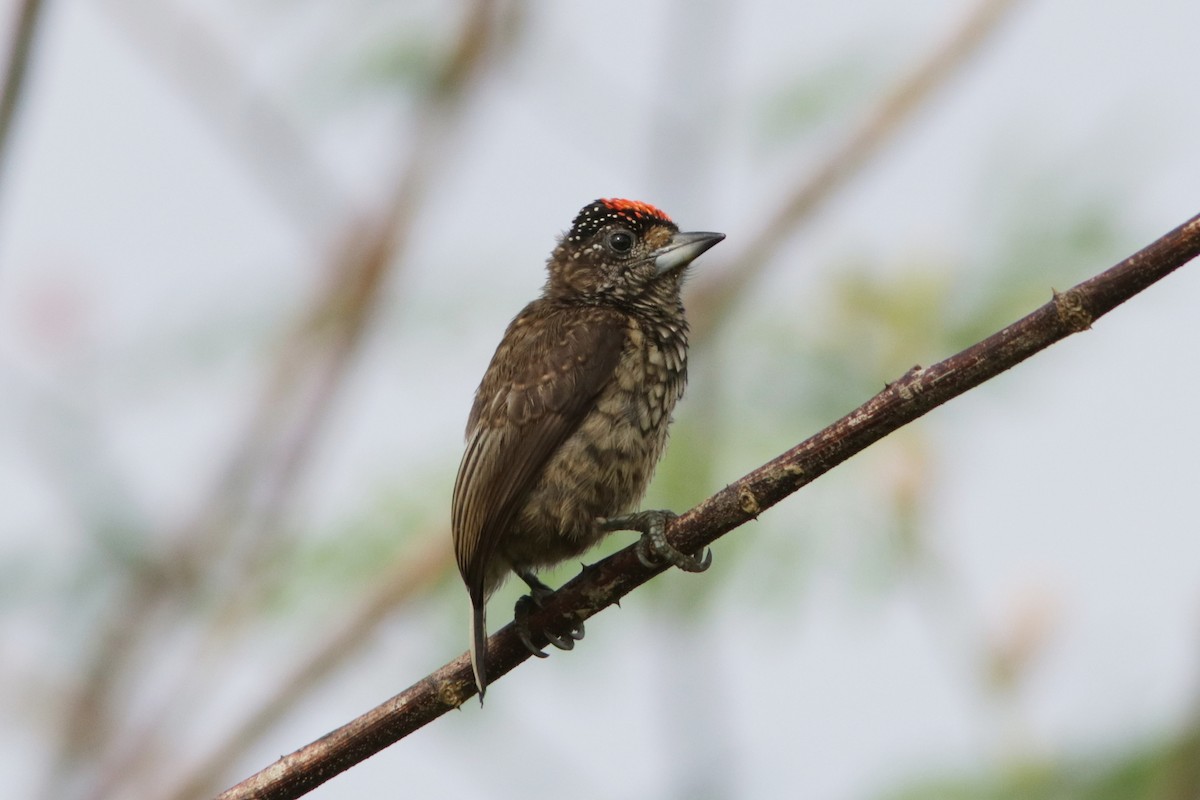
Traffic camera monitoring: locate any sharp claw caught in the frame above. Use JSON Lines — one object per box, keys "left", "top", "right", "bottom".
{"left": 544, "top": 615, "right": 585, "bottom": 649}
{"left": 640, "top": 532, "right": 712, "bottom": 572}
{"left": 636, "top": 536, "right": 660, "bottom": 569}
{"left": 512, "top": 574, "right": 586, "bottom": 655}
{"left": 520, "top": 632, "right": 551, "bottom": 658}
{"left": 514, "top": 595, "right": 550, "bottom": 658}
{"left": 544, "top": 630, "right": 575, "bottom": 651}
{"left": 612, "top": 509, "right": 713, "bottom": 573}
{"left": 667, "top": 543, "right": 711, "bottom": 573}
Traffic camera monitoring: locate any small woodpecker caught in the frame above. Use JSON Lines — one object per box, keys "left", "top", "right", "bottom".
{"left": 451, "top": 198, "right": 724, "bottom": 698}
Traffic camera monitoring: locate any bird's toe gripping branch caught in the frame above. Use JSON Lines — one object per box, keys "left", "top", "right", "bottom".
{"left": 513, "top": 570, "right": 585, "bottom": 658}
{"left": 601, "top": 510, "right": 712, "bottom": 573}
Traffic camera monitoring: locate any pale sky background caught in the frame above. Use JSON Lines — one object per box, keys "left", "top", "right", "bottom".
{"left": 1, "top": 1, "right": 1198, "bottom": 798}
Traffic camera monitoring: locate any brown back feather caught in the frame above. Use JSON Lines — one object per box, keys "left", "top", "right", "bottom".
{"left": 451, "top": 302, "right": 627, "bottom": 602}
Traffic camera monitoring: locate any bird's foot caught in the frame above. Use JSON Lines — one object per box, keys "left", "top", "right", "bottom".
{"left": 600, "top": 510, "right": 712, "bottom": 573}
{"left": 513, "top": 570, "right": 585, "bottom": 658}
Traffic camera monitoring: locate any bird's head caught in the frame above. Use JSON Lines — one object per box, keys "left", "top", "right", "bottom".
{"left": 545, "top": 198, "right": 724, "bottom": 306}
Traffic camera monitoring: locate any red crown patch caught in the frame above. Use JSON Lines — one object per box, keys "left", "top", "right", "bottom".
{"left": 598, "top": 198, "right": 672, "bottom": 223}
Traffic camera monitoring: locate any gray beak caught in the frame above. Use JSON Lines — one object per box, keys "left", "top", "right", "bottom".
{"left": 654, "top": 230, "right": 725, "bottom": 275}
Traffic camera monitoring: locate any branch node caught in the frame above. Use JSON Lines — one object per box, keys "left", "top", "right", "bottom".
{"left": 435, "top": 677, "right": 468, "bottom": 709}
{"left": 737, "top": 483, "right": 762, "bottom": 518}
{"left": 1052, "top": 287, "right": 1093, "bottom": 332}
{"left": 895, "top": 365, "right": 928, "bottom": 401}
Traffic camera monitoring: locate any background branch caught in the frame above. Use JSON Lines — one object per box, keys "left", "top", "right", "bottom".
{"left": 161, "top": 532, "right": 450, "bottom": 800}
{"left": 39, "top": 5, "right": 513, "bottom": 798}
{"left": 219, "top": 211, "right": 1200, "bottom": 800}
{"left": 689, "top": 0, "right": 1024, "bottom": 344}
{"left": 101, "top": 0, "right": 346, "bottom": 239}
{"left": 0, "top": 0, "right": 46, "bottom": 194}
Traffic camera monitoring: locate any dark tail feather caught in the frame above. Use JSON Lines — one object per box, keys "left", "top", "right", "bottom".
{"left": 469, "top": 600, "right": 488, "bottom": 701}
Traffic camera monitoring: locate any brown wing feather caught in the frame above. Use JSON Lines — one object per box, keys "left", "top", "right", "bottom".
{"left": 451, "top": 302, "right": 627, "bottom": 603}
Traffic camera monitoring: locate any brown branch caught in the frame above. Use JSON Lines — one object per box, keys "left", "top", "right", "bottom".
{"left": 219, "top": 212, "right": 1200, "bottom": 800}
{"left": 688, "top": 0, "right": 1025, "bottom": 344}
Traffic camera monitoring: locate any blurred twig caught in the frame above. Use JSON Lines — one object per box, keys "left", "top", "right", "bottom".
{"left": 219, "top": 211, "right": 1200, "bottom": 800}
{"left": 172, "top": 0, "right": 506, "bottom": 574}
{"left": 101, "top": 0, "right": 348, "bottom": 239}
{"left": 43, "top": 4, "right": 514, "bottom": 799}
{"left": 171, "top": 0, "right": 505, "bottom": 633}
{"left": 162, "top": 531, "right": 451, "bottom": 800}
{"left": 689, "top": 0, "right": 1025, "bottom": 344}
{"left": 0, "top": 0, "right": 47, "bottom": 194}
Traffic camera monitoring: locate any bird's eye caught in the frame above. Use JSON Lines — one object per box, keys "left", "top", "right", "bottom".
{"left": 607, "top": 231, "right": 634, "bottom": 253}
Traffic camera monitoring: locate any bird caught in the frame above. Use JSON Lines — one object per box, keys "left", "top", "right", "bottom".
{"left": 451, "top": 198, "right": 724, "bottom": 698}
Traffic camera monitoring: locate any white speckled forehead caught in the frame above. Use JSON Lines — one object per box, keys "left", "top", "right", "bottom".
{"left": 566, "top": 198, "right": 676, "bottom": 244}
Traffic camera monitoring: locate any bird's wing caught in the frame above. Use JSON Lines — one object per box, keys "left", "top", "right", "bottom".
{"left": 452, "top": 303, "right": 628, "bottom": 603}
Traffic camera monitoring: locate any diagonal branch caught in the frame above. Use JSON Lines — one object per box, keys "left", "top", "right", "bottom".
{"left": 220, "top": 211, "right": 1200, "bottom": 800}
{"left": 161, "top": 532, "right": 451, "bottom": 800}
{"left": 689, "top": 0, "right": 1026, "bottom": 344}
{"left": 100, "top": 0, "right": 347, "bottom": 238}
{"left": 0, "top": 0, "right": 47, "bottom": 194}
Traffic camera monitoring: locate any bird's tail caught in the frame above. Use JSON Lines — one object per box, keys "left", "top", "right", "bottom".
{"left": 469, "top": 599, "right": 488, "bottom": 701}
